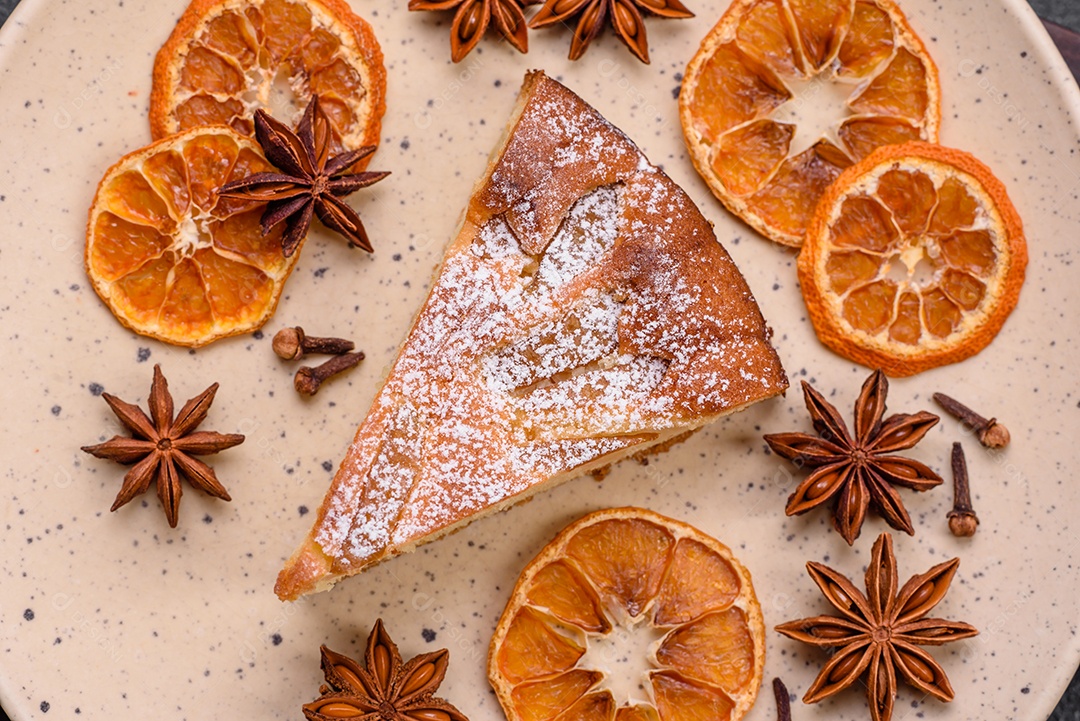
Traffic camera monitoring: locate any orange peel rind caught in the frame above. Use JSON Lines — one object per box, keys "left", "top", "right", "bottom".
{"left": 488, "top": 507, "right": 765, "bottom": 721}
{"left": 680, "top": 0, "right": 941, "bottom": 246}
{"left": 798, "top": 141, "right": 1027, "bottom": 376}
{"left": 150, "top": 0, "right": 385, "bottom": 158}
{"left": 85, "top": 126, "right": 301, "bottom": 347}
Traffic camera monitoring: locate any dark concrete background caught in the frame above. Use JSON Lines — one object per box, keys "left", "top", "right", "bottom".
{"left": 0, "top": 0, "right": 1077, "bottom": 719}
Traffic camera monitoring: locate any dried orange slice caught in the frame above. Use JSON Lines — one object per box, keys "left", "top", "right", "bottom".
{"left": 149, "top": 0, "right": 385, "bottom": 157}
{"left": 799, "top": 141, "right": 1027, "bottom": 376}
{"left": 489, "top": 508, "right": 765, "bottom": 721}
{"left": 86, "top": 126, "right": 300, "bottom": 347}
{"left": 680, "top": 0, "right": 941, "bottom": 246}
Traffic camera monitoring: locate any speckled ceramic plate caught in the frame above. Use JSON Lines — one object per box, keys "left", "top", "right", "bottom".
{"left": 1, "top": 1, "right": 1077, "bottom": 719}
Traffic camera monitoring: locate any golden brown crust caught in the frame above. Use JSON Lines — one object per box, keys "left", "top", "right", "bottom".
{"left": 276, "top": 72, "right": 787, "bottom": 600}
{"left": 630, "top": 429, "right": 699, "bottom": 464}
{"left": 274, "top": 539, "right": 334, "bottom": 600}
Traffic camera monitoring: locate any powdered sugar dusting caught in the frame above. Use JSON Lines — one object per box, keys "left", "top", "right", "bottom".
{"left": 511, "top": 435, "right": 649, "bottom": 478}
{"left": 333, "top": 402, "right": 422, "bottom": 564}
{"left": 306, "top": 74, "right": 788, "bottom": 573}
{"left": 472, "top": 216, "right": 528, "bottom": 265}
{"left": 484, "top": 292, "right": 621, "bottom": 392}
{"left": 520, "top": 356, "right": 674, "bottom": 438}
{"left": 535, "top": 185, "right": 619, "bottom": 288}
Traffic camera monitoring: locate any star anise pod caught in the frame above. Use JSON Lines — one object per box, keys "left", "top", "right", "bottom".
{"left": 530, "top": 0, "right": 694, "bottom": 64}
{"left": 303, "top": 619, "right": 469, "bottom": 721}
{"left": 776, "top": 533, "right": 978, "bottom": 721}
{"left": 409, "top": 0, "right": 538, "bottom": 62}
{"left": 81, "top": 365, "right": 244, "bottom": 528}
{"left": 217, "top": 95, "right": 389, "bottom": 257}
{"left": 764, "top": 369, "right": 942, "bottom": 545}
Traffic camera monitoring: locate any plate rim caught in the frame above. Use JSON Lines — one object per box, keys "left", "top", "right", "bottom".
{"left": 0, "top": 0, "right": 1078, "bottom": 718}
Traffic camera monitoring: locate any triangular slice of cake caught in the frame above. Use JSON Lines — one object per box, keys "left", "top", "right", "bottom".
{"left": 276, "top": 71, "right": 788, "bottom": 600}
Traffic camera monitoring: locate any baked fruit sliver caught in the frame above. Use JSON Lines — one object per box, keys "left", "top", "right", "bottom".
{"left": 150, "top": 0, "right": 385, "bottom": 157}
{"left": 488, "top": 507, "right": 766, "bottom": 721}
{"left": 274, "top": 71, "right": 788, "bottom": 600}
{"left": 799, "top": 141, "right": 1027, "bottom": 376}
{"left": 85, "top": 126, "right": 300, "bottom": 347}
{"left": 680, "top": 0, "right": 941, "bottom": 246}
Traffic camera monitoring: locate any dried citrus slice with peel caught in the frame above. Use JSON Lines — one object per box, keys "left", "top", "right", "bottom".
{"left": 799, "top": 141, "right": 1027, "bottom": 376}
{"left": 86, "top": 126, "right": 300, "bottom": 347}
{"left": 489, "top": 508, "right": 765, "bottom": 721}
{"left": 150, "top": 0, "right": 385, "bottom": 157}
{"left": 680, "top": 0, "right": 941, "bottom": 246}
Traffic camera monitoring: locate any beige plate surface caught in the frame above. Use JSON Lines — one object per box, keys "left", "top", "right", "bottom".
{"left": 0, "top": 1, "right": 1078, "bottom": 719}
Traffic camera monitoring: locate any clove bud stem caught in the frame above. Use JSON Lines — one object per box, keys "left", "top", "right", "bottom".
{"left": 294, "top": 352, "right": 365, "bottom": 396}
{"left": 273, "top": 326, "right": 355, "bottom": 360}
{"left": 932, "top": 392, "right": 1010, "bottom": 448}
{"left": 773, "top": 678, "right": 792, "bottom": 721}
{"left": 947, "top": 442, "right": 979, "bottom": 537}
